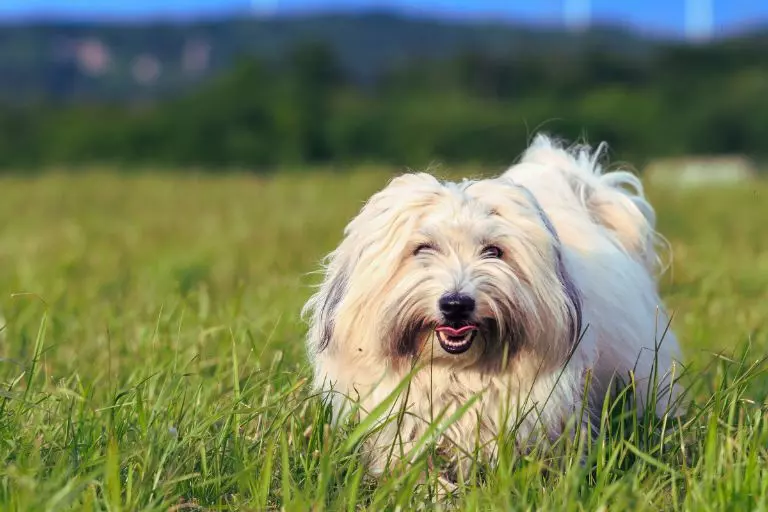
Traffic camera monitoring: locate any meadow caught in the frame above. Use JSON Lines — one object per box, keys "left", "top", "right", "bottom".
{"left": 0, "top": 168, "right": 766, "bottom": 511}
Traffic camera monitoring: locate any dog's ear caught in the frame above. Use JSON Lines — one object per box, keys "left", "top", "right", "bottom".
{"left": 520, "top": 185, "right": 584, "bottom": 347}
{"left": 554, "top": 248, "right": 583, "bottom": 347}
{"left": 303, "top": 248, "right": 352, "bottom": 354}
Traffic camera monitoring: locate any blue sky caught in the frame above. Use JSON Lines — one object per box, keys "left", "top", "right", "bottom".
{"left": 0, "top": 0, "right": 766, "bottom": 37}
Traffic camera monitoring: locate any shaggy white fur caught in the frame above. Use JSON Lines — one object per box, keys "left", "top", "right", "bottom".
{"left": 302, "top": 134, "right": 683, "bottom": 478}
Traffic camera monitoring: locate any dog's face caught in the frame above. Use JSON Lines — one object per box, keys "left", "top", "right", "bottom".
{"left": 305, "top": 173, "right": 581, "bottom": 373}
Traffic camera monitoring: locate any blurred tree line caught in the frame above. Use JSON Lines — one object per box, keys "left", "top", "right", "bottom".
{"left": 0, "top": 31, "right": 766, "bottom": 171}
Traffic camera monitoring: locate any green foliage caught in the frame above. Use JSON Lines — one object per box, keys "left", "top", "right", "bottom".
{"left": 0, "top": 170, "right": 766, "bottom": 510}
{"left": 1, "top": 22, "right": 768, "bottom": 170}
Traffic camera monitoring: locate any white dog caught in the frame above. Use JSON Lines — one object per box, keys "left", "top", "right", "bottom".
{"left": 303, "top": 134, "right": 683, "bottom": 478}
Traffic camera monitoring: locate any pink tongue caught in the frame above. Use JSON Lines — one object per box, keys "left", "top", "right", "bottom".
{"left": 435, "top": 325, "right": 477, "bottom": 337}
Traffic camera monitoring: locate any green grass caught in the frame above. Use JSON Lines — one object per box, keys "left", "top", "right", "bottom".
{"left": 0, "top": 169, "right": 767, "bottom": 511}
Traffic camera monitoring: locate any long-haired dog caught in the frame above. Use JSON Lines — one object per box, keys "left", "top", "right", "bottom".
{"left": 303, "top": 134, "right": 683, "bottom": 478}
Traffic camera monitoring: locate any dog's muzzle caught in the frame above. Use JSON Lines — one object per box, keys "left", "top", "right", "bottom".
{"left": 436, "top": 293, "right": 478, "bottom": 354}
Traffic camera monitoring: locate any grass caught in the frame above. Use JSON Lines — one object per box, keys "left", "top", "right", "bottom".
{"left": 0, "top": 169, "right": 767, "bottom": 511}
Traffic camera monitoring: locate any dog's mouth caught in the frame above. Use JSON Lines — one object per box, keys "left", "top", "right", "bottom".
{"left": 435, "top": 324, "right": 478, "bottom": 354}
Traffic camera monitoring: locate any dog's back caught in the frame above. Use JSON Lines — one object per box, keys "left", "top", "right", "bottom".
{"left": 503, "top": 134, "right": 666, "bottom": 275}
{"left": 503, "top": 134, "right": 683, "bottom": 418}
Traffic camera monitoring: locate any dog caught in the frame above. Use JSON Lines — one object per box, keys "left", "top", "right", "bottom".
{"left": 302, "top": 134, "right": 683, "bottom": 478}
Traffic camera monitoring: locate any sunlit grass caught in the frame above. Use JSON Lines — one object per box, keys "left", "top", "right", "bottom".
{"left": 0, "top": 170, "right": 766, "bottom": 510}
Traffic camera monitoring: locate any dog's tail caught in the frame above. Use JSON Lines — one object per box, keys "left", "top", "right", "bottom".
{"left": 517, "top": 133, "right": 669, "bottom": 275}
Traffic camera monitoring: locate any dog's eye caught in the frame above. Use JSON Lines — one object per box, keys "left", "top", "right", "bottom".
{"left": 413, "top": 243, "right": 435, "bottom": 256}
{"left": 481, "top": 245, "right": 503, "bottom": 259}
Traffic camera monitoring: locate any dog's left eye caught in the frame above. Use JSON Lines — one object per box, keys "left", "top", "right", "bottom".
{"left": 481, "top": 245, "right": 503, "bottom": 259}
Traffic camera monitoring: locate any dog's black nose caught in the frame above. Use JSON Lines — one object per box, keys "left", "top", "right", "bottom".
{"left": 439, "top": 293, "right": 476, "bottom": 321}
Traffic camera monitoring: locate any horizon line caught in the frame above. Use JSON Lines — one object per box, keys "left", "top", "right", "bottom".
{"left": 0, "top": 6, "right": 764, "bottom": 40}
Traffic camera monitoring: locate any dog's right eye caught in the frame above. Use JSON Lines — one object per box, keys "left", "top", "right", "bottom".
{"left": 413, "top": 243, "right": 435, "bottom": 256}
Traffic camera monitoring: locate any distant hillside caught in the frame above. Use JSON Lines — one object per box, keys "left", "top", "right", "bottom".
{"left": 1, "top": 12, "right": 767, "bottom": 170}
{"left": 0, "top": 13, "right": 666, "bottom": 103}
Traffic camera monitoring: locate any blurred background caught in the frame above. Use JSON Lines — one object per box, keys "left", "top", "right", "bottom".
{"left": 0, "top": 0, "right": 766, "bottom": 176}
{"left": 2, "top": 5, "right": 768, "bottom": 509}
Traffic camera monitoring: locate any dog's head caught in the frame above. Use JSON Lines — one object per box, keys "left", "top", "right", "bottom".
{"left": 304, "top": 173, "right": 582, "bottom": 372}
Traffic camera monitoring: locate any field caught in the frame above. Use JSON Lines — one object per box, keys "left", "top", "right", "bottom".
{"left": 1, "top": 169, "right": 767, "bottom": 511}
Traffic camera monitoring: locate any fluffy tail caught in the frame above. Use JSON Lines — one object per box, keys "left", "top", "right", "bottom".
{"left": 519, "top": 133, "right": 670, "bottom": 274}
